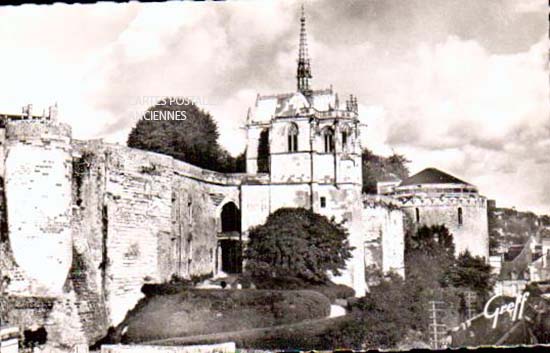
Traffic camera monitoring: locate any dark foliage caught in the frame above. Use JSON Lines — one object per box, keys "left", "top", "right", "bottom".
{"left": 322, "top": 274, "right": 423, "bottom": 350}
{"left": 443, "top": 250, "right": 496, "bottom": 300}
{"left": 250, "top": 275, "right": 355, "bottom": 302}
{"left": 362, "top": 148, "right": 410, "bottom": 194}
{"left": 245, "top": 208, "right": 353, "bottom": 283}
{"left": 324, "top": 225, "right": 495, "bottom": 349}
{"left": 127, "top": 97, "right": 244, "bottom": 173}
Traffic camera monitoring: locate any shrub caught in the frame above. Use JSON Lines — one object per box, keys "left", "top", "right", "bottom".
{"left": 245, "top": 208, "right": 353, "bottom": 283}
{"left": 249, "top": 275, "right": 355, "bottom": 302}
{"left": 308, "top": 283, "right": 355, "bottom": 302}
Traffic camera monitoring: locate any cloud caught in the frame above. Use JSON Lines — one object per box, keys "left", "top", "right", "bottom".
{"left": 0, "top": 0, "right": 547, "bottom": 214}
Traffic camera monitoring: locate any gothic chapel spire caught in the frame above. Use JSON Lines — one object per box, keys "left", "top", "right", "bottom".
{"left": 297, "top": 5, "right": 312, "bottom": 96}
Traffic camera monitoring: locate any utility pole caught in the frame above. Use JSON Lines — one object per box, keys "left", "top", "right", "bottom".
{"left": 429, "top": 300, "right": 447, "bottom": 349}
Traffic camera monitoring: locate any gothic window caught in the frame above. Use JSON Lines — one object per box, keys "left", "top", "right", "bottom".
{"left": 415, "top": 208, "right": 420, "bottom": 223}
{"left": 458, "top": 207, "right": 463, "bottom": 226}
{"left": 257, "top": 129, "right": 270, "bottom": 173}
{"left": 323, "top": 127, "right": 335, "bottom": 153}
{"left": 341, "top": 125, "right": 351, "bottom": 151}
{"left": 287, "top": 123, "right": 299, "bottom": 152}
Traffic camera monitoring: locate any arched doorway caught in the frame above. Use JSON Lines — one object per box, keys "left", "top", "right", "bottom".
{"left": 221, "top": 202, "right": 241, "bottom": 233}
{"left": 218, "top": 202, "right": 242, "bottom": 274}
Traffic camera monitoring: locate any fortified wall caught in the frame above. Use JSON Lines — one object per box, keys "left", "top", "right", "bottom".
{"left": 0, "top": 114, "right": 244, "bottom": 348}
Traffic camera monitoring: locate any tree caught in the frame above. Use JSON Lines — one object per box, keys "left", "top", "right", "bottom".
{"left": 443, "top": 250, "right": 495, "bottom": 300}
{"left": 405, "top": 224, "right": 455, "bottom": 259}
{"left": 127, "top": 97, "right": 245, "bottom": 173}
{"left": 244, "top": 208, "right": 353, "bottom": 283}
{"left": 362, "top": 148, "right": 410, "bottom": 194}
{"left": 322, "top": 273, "right": 426, "bottom": 350}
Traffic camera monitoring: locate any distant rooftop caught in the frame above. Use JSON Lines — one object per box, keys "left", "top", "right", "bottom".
{"left": 399, "top": 168, "right": 472, "bottom": 187}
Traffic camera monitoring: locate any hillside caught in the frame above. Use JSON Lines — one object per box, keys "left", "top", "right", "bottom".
{"left": 488, "top": 205, "right": 550, "bottom": 257}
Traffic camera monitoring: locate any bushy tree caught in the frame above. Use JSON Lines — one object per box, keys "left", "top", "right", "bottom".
{"left": 324, "top": 225, "right": 495, "bottom": 349}
{"left": 244, "top": 208, "right": 353, "bottom": 283}
{"left": 323, "top": 273, "right": 424, "bottom": 350}
{"left": 362, "top": 148, "right": 410, "bottom": 194}
{"left": 127, "top": 97, "right": 244, "bottom": 173}
{"left": 443, "top": 250, "right": 495, "bottom": 300}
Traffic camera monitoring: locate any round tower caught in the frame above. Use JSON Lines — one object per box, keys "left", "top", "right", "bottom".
{"left": 4, "top": 111, "right": 73, "bottom": 296}
{"left": 393, "top": 168, "right": 489, "bottom": 260}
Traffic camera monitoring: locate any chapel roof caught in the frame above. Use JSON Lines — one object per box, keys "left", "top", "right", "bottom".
{"left": 249, "top": 88, "right": 338, "bottom": 123}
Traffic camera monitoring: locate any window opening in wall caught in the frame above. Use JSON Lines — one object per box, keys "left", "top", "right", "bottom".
{"left": 341, "top": 125, "right": 351, "bottom": 151}
{"left": 323, "top": 128, "right": 335, "bottom": 153}
{"left": 288, "top": 123, "right": 299, "bottom": 152}
{"left": 415, "top": 208, "right": 420, "bottom": 223}
{"left": 258, "top": 128, "right": 270, "bottom": 172}
{"left": 458, "top": 207, "right": 463, "bottom": 226}
{"left": 342, "top": 130, "right": 348, "bottom": 148}
{"left": 320, "top": 197, "right": 326, "bottom": 208}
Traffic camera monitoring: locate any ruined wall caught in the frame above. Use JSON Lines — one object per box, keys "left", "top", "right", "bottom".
{"left": 400, "top": 195, "right": 489, "bottom": 259}
{"left": 100, "top": 146, "right": 174, "bottom": 326}
{"left": 362, "top": 195, "right": 405, "bottom": 277}
{"left": 171, "top": 173, "right": 218, "bottom": 280}
{"left": 4, "top": 120, "right": 73, "bottom": 296}
{"left": 74, "top": 144, "right": 241, "bottom": 327}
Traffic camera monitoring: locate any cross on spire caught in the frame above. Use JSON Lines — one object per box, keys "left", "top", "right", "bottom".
{"left": 297, "top": 4, "right": 312, "bottom": 96}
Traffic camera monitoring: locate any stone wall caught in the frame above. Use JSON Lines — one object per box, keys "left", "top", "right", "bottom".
{"left": 1, "top": 128, "right": 245, "bottom": 347}
{"left": 400, "top": 195, "right": 489, "bottom": 259}
{"left": 99, "top": 146, "right": 173, "bottom": 326}
{"left": 72, "top": 144, "right": 241, "bottom": 327}
{"left": 362, "top": 195, "right": 405, "bottom": 277}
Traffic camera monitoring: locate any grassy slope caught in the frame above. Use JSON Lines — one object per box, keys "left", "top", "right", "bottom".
{"left": 120, "top": 289, "right": 331, "bottom": 343}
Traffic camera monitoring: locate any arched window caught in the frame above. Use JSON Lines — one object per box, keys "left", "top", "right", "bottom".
{"left": 341, "top": 125, "right": 351, "bottom": 151}
{"left": 415, "top": 208, "right": 420, "bottom": 223}
{"left": 458, "top": 207, "right": 463, "bottom": 226}
{"left": 323, "top": 127, "right": 335, "bottom": 153}
{"left": 287, "top": 123, "right": 298, "bottom": 152}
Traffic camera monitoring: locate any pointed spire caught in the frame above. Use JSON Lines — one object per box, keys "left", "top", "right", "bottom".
{"left": 297, "top": 4, "right": 312, "bottom": 96}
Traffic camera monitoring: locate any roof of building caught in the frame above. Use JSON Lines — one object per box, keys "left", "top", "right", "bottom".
{"left": 399, "top": 168, "right": 472, "bottom": 187}
{"left": 249, "top": 88, "right": 338, "bottom": 123}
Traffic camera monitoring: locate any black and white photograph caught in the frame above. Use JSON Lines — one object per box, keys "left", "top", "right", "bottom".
{"left": 0, "top": 0, "right": 548, "bottom": 352}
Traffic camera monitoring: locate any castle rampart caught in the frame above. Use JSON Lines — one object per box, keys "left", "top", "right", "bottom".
{"left": 4, "top": 119, "right": 74, "bottom": 296}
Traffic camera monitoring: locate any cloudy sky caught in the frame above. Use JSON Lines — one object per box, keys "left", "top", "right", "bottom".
{"left": 0, "top": 0, "right": 548, "bottom": 214}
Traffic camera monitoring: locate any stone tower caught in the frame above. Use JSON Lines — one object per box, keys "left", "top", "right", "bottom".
{"left": 243, "top": 8, "right": 367, "bottom": 296}
{"left": 392, "top": 168, "right": 490, "bottom": 260}
{"left": 3, "top": 106, "right": 74, "bottom": 296}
